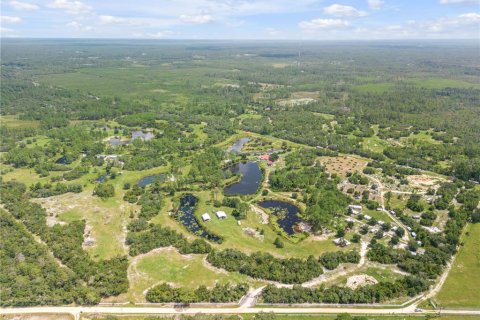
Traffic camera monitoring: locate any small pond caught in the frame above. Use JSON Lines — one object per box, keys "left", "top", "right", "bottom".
{"left": 228, "top": 137, "right": 250, "bottom": 153}
{"left": 176, "top": 195, "right": 221, "bottom": 242}
{"left": 258, "top": 200, "right": 303, "bottom": 236}
{"left": 137, "top": 174, "right": 166, "bottom": 188}
{"left": 224, "top": 161, "right": 262, "bottom": 196}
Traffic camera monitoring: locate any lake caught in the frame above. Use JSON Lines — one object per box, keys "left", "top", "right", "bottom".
{"left": 224, "top": 161, "right": 262, "bottom": 195}
{"left": 176, "top": 195, "right": 221, "bottom": 242}
{"left": 258, "top": 200, "right": 303, "bottom": 235}
{"left": 228, "top": 137, "right": 250, "bottom": 153}
{"left": 137, "top": 174, "right": 166, "bottom": 187}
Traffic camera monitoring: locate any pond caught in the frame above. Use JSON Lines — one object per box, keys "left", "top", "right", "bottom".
{"left": 258, "top": 200, "right": 303, "bottom": 236}
{"left": 137, "top": 174, "right": 166, "bottom": 188}
{"left": 224, "top": 161, "right": 262, "bottom": 196}
{"left": 96, "top": 175, "right": 106, "bottom": 183}
{"left": 228, "top": 137, "right": 250, "bottom": 153}
{"left": 176, "top": 195, "right": 221, "bottom": 243}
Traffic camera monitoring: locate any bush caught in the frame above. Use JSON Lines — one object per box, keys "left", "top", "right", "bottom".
{"left": 93, "top": 183, "right": 115, "bottom": 198}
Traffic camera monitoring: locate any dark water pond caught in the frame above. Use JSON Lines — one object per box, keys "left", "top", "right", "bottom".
{"left": 176, "top": 195, "right": 221, "bottom": 242}
{"left": 56, "top": 156, "right": 68, "bottom": 164}
{"left": 137, "top": 174, "right": 166, "bottom": 187}
{"left": 258, "top": 200, "right": 303, "bottom": 235}
{"left": 224, "top": 161, "right": 262, "bottom": 195}
{"left": 228, "top": 137, "right": 250, "bottom": 153}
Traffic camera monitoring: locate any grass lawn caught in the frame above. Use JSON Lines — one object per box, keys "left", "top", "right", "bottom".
{"left": 435, "top": 223, "right": 480, "bottom": 308}
{"left": 363, "top": 209, "right": 395, "bottom": 224}
{"left": 152, "top": 191, "right": 352, "bottom": 259}
{"left": 196, "top": 191, "right": 355, "bottom": 258}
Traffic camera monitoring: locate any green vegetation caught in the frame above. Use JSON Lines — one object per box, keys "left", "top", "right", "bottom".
{"left": 435, "top": 223, "right": 480, "bottom": 308}
{"left": 1, "top": 39, "right": 479, "bottom": 307}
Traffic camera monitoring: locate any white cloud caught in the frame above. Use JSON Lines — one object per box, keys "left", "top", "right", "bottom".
{"left": 440, "top": 0, "right": 480, "bottom": 4}
{"left": 99, "top": 15, "right": 126, "bottom": 24}
{"left": 179, "top": 14, "right": 214, "bottom": 24}
{"left": 367, "top": 0, "right": 384, "bottom": 9}
{"left": 148, "top": 30, "right": 174, "bottom": 38}
{"left": 48, "top": 0, "right": 93, "bottom": 15}
{"left": 265, "top": 27, "right": 280, "bottom": 36}
{"left": 66, "top": 21, "right": 93, "bottom": 31}
{"left": 98, "top": 15, "right": 177, "bottom": 29}
{"left": 323, "top": 4, "right": 368, "bottom": 17}
{"left": 299, "top": 18, "right": 349, "bottom": 29}
{"left": 421, "top": 12, "right": 480, "bottom": 32}
{"left": 1, "top": 15, "right": 22, "bottom": 23}
{"left": 9, "top": 1, "right": 40, "bottom": 11}
{"left": 0, "top": 27, "right": 17, "bottom": 37}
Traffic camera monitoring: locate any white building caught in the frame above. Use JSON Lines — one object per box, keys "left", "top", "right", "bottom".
{"left": 201, "top": 213, "right": 211, "bottom": 222}
{"left": 348, "top": 204, "right": 363, "bottom": 211}
{"left": 216, "top": 211, "right": 227, "bottom": 219}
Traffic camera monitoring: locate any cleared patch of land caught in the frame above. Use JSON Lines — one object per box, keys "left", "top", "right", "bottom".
{"left": 124, "top": 247, "right": 257, "bottom": 302}
{"left": 34, "top": 189, "right": 136, "bottom": 260}
{"left": 319, "top": 156, "right": 368, "bottom": 177}
{"left": 1, "top": 115, "right": 41, "bottom": 129}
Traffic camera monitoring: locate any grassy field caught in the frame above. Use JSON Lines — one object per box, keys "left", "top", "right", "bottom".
{"left": 35, "top": 188, "right": 135, "bottom": 260}
{"left": 435, "top": 223, "right": 480, "bottom": 308}
{"left": 152, "top": 191, "right": 352, "bottom": 259}
{"left": 409, "top": 78, "right": 480, "bottom": 90}
{"left": 353, "top": 83, "right": 394, "bottom": 93}
{"left": 124, "top": 248, "right": 260, "bottom": 302}
{"left": 0, "top": 115, "right": 41, "bottom": 128}
{"left": 319, "top": 156, "right": 369, "bottom": 177}
{"left": 30, "top": 166, "right": 172, "bottom": 260}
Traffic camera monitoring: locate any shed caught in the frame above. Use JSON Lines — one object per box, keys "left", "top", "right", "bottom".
{"left": 201, "top": 213, "right": 211, "bottom": 222}
{"left": 216, "top": 211, "right": 227, "bottom": 219}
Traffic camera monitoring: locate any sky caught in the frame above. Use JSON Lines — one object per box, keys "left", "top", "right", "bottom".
{"left": 1, "top": 0, "right": 479, "bottom": 39}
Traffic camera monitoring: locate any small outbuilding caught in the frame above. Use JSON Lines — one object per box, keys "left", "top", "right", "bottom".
{"left": 201, "top": 213, "right": 211, "bottom": 222}
{"left": 216, "top": 211, "right": 227, "bottom": 219}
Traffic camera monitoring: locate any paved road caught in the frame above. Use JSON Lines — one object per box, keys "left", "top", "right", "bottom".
{"left": 2, "top": 305, "right": 480, "bottom": 320}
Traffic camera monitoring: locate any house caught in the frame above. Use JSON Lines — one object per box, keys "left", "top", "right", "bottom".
{"left": 423, "top": 226, "right": 441, "bottom": 233}
{"left": 201, "top": 213, "right": 211, "bottom": 222}
{"left": 333, "top": 238, "right": 351, "bottom": 247}
{"left": 108, "top": 137, "right": 129, "bottom": 146}
{"left": 259, "top": 154, "right": 270, "bottom": 161}
{"left": 363, "top": 214, "right": 372, "bottom": 220}
{"left": 348, "top": 204, "right": 363, "bottom": 211}
{"left": 413, "top": 215, "right": 421, "bottom": 219}
{"left": 131, "top": 130, "right": 155, "bottom": 141}
{"left": 350, "top": 209, "right": 360, "bottom": 215}
{"left": 216, "top": 211, "right": 227, "bottom": 219}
